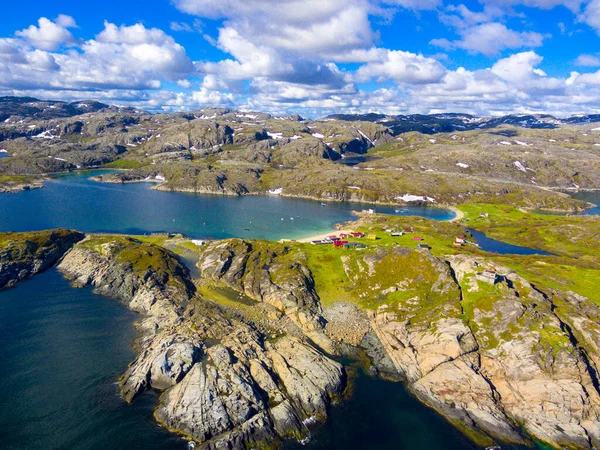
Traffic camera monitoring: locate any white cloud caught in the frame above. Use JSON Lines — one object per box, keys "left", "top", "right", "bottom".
{"left": 170, "top": 19, "right": 203, "bottom": 33}
{"left": 579, "top": 0, "right": 600, "bottom": 34}
{"left": 355, "top": 49, "right": 447, "bottom": 84}
{"left": 575, "top": 54, "right": 600, "bottom": 66}
{"left": 479, "top": 0, "right": 584, "bottom": 12}
{"left": 55, "top": 14, "right": 77, "bottom": 29}
{"left": 15, "top": 16, "right": 76, "bottom": 51}
{"left": 431, "top": 22, "right": 547, "bottom": 56}
{"left": 381, "top": 0, "right": 442, "bottom": 10}
{"left": 1, "top": 20, "right": 194, "bottom": 92}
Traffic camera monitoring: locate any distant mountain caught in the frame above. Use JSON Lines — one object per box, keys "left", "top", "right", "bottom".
{"left": 0, "top": 96, "right": 138, "bottom": 122}
{"left": 322, "top": 112, "right": 600, "bottom": 134}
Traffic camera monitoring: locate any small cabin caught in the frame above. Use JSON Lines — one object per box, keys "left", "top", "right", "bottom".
{"left": 334, "top": 240, "right": 349, "bottom": 248}
{"left": 417, "top": 243, "right": 431, "bottom": 249}
{"left": 455, "top": 237, "right": 466, "bottom": 244}
{"left": 404, "top": 227, "right": 414, "bottom": 233}
{"left": 366, "top": 234, "right": 378, "bottom": 240}
{"left": 476, "top": 270, "right": 499, "bottom": 285}
{"left": 413, "top": 237, "right": 423, "bottom": 241}
{"left": 391, "top": 232, "right": 403, "bottom": 237}
{"left": 350, "top": 232, "right": 364, "bottom": 238}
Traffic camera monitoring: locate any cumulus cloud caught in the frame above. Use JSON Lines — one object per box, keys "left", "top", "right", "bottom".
{"left": 1, "top": 19, "right": 194, "bottom": 92}
{"left": 355, "top": 49, "right": 447, "bottom": 83}
{"left": 15, "top": 16, "right": 76, "bottom": 50}
{"left": 432, "top": 20, "right": 547, "bottom": 56}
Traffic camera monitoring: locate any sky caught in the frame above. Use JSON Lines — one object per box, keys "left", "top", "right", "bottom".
{"left": 2, "top": 0, "right": 600, "bottom": 117}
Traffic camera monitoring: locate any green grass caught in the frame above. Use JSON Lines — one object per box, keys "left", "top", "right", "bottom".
{"left": 103, "top": 159, "right": 146, "bottom": 169}
{"left": 459, "top": 203, "right": 600, "bottom": 260}
{"left": 0, "top": 174, "right": 38, "bottom": 184}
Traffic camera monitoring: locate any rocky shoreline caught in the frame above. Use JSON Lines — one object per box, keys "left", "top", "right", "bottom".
{"left": 2, "top": 230, "right": 600, "bottom": 449}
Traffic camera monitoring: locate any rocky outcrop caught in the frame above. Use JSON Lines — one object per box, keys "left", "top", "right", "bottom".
{"left": 0, "top": 229, "right": 84, "bottom": 288}
{"left": 57, "top": 236, "right": 346, "bottom": 449}
{"left": 323, "top": 247, "right": 600, "bottom": 448}
{"left": 196, "top": 239, "right": 334, "bottom": 351}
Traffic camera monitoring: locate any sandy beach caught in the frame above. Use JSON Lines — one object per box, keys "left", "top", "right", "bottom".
{"left": 446, "top": 206, "right": 465, "bottom": 222}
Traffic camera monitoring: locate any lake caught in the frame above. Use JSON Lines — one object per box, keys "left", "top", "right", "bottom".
{"left": 569, "top": 190, "right": 600, "bottom": 216}
{"left": 0, "top": 170, "right": 454, "bottom": 240}
{"left": 467, "top": 228, "right": 553, "bottom": 256}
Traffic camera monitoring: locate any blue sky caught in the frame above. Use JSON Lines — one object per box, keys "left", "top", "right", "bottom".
{"left": 2, "top": 0, "right": 600, "bottom": 116}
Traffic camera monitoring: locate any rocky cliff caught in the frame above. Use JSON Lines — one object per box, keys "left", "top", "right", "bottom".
{"left": 323, "top": 246, "right": 600, "bottom": 449}
{"left": 0, "top": 229, "right": 84, "bottom": 289}
{"left": 57, "top": 236, "right": 346, "bottom": 449}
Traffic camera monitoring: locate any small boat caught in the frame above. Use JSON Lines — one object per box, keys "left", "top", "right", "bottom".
{"left": 321, "top": 203, "right": 327, "bottom": 206}
{"left": 245, "top": 227, "right": 250, "bottom": 231}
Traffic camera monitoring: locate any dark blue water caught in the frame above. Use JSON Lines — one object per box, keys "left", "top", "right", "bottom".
{"left": 0, "top": 269, "right": 187, "bottom": 450}
{"left": 0, "top": 171, "right": 454, "bottom": 240}
{"left": 285, "top": 366, "right": 481, "bottom": 450}
{"left": 467, "top": 228, "right": 552, "bottom": 256}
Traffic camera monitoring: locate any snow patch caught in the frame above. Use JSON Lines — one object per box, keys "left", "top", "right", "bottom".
{"left": 515, "top": 140, "right": 530, "bottom": 146}
{"left": 396, "top": 194, "right": 435, "bottom": 203}
{"left": 500, "top": 141, "right": 512, "bottom": 145}
{"left": 513, "top": 161, "right": 528, "bottom": 173}
{"left": 456, "top": 162, "right": 470, "bottom": 168}
{"left": 429, "top": 139, "right": 437, "bottom": 144}
{"left": 267, "top": 132, "right": 283, "bottom": 139}
{"left": 356, "top": 129, "right": 374, "bottom": 146}
{"left": 312, "top": 133, "right": 324, "bottom": 139}
{"left": 35, "top": 130, "right": 56, "bottom": 139}
{"left": 267, "top": 188, "right": 283, "bottom": 195}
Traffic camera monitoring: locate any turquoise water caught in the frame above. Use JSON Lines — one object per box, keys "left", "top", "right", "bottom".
{"left": 0, "top": 269, "right": 187, "bottom": 450}
{"left": 0, "top": 171, "right": 454, "bottom": 240}
{"left": 570, "top": 190, "right": 600, "bottom": 216}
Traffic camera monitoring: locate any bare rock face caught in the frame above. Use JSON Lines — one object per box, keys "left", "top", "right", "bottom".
{"left": 325, "top": 247, "right": 600, "bottom": 448}
{"left": 120, "top": 333, "right": 203, "bottom": 401}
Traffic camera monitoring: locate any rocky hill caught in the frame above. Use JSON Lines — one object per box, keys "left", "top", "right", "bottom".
{"left": 0, "top": 229, "right": 84, "bottom": 288}
{"left": 1, "top": 97, "right": 599, "bottom": 211}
